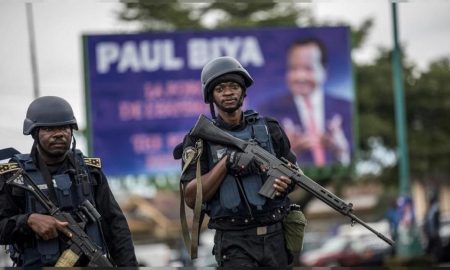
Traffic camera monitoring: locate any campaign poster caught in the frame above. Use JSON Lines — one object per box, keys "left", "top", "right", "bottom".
{"left": 83, "top": 26, "right": 354, "bottom": 176}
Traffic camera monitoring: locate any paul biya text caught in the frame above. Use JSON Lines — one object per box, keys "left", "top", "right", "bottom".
{"left": 95, "top": 36, "right": 264, "bottom": 74}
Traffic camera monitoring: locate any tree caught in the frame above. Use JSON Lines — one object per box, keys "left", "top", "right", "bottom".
{"left": 356, "top": 48, "right": 450, "bottom": 209}
{"left": 407, "top": 59, "right": 450, "bottom": 183}
{"left": 118, "top": 1, "right": 311, "bottom": 31}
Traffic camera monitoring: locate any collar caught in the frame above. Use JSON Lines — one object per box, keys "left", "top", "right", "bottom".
{"left": 215, "top": 112, "right": 246, "bottom": 131}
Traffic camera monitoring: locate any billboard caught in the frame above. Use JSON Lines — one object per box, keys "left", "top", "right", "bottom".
{"left": 83, "top": 26, "right": 354, "bottom": 176}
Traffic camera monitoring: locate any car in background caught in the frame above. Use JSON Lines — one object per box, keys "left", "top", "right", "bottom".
{"left": 300, "top": 234, "right": 392, "bottom": 267}
{"left": 300, "top": 220, "right": 393, "bottom": 267}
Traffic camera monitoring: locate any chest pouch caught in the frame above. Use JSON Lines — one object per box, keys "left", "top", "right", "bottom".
{"left": 219, "top": 175, "right": 241, "bottom": 212}
{"left": 240, "top": 174, "right": 266, "bottom": 210}
{"left": 252, "top": 124, "right": 270, "bottom": 149}
{"left": 36, "top": 238, "right": 60, "bottom": 265}
{"left": 53, "top": 174, "right": 73, "bottom": 210}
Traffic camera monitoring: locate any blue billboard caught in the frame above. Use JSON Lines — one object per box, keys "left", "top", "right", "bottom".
{"left": 83, "top": 26, "right": 354, "bottom": 176}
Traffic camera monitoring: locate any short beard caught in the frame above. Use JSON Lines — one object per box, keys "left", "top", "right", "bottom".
{"left": 37, "top": 140, "right": 69, "bottom": 159}
{"left": 214, "top": 94, "right": 245, "bottom": 113}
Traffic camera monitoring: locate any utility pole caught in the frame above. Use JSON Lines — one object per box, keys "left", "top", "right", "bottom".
{"left": 26, "top": 2, "right": 40, "bottom": 98}
{"left": 391, "top": 1, "right": 422, "bottom": 258}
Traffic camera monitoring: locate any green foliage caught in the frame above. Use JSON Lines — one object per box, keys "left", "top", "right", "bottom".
{"left": 356, "top": 47, "right": 450, "bottom": 184}
{"left": 407, "top": 58, "right": 450, "bottom": 177}
{"left": 117, "top": 1, "right": 311, "bottom": 31}
{"left": 118, "top": 1, "right": 202, "bottom": 31}
{"left": 356, "top": 48, "right": 397, "bottom": 150}
{"left": 200, "top": 2, "right": 309, "bottom": 29}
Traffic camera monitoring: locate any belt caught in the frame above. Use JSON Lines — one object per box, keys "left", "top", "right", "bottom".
{"left": 218, "top": 222, "right": 283, "bottom": 236}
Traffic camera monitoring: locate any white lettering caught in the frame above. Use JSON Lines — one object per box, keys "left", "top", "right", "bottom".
{"left": 95, "top": 36, "right": 263, "bottom": 74}
{"left": 208, "top": 37, "right": 224, "bottom": 59}
{"left": 96, "top": 42, "right": 119, "bottom": 74}
{"left": 218, "top": 37, "right": 241, "bottom": 58}
{"left": 239, "top": 37, "right": 264, "bottom": 66}
{"left": 187, "top": 39, "right": 209, "bottom": 69}
{"left": 162, "top": 40, "right": 183, "bottom": 70}
{"left": 117, "top": 41, "right": 141, "bottom": 72}
{"left": 97, "top": 40, "right": 184, "bottom": 74}
{"left": 187, "top": 36, "right": 264, "bottom": 69}
{"left": 140, "top": 41, "right": 159, "bottom": 71}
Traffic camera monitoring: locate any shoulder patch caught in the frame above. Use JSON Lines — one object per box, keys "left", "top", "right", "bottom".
{"left": 0, "top": 162, "right": 20, "bottom": 175}
{"left": 84, "top": 158, "right": 102, "bottom": 169}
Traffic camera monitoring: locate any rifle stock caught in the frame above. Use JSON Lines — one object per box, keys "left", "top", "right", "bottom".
{"left": 190, "top": 114, "right": 248, "bottom": 151}
{"left": 6, "top": 169, "right": 113, "bottom": 267}
{"left": 189, "top": 114, "right": 395, "bottom": 246}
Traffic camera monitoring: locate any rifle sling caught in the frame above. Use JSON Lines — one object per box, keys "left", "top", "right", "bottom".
{"left": 179, "top": 139, "right": 203, "bottom": 259}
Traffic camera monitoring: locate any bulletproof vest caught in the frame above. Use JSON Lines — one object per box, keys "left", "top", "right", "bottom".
{"left": 206, "top": 110, "right": 287, "bottom": 221}
{"left": 11, "top": 152, "right": 104, "bottom": 266}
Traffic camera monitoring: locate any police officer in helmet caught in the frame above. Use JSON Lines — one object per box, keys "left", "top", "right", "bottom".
{"left": 179, "top": 57, "right": 297, "bottom": 267}
{"left": 0, "top": 96, "right": 137, "bottom": 266}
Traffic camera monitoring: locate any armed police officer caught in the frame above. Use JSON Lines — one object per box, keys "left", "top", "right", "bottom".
{"left": 179, "top": 57, "right": 301, "bottom": 267}
{"left": 0, "top": 96, "right": 138, "bottom": 267}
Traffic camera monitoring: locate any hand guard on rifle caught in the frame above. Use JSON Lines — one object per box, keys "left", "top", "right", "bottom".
{"left": 226, "top": 148, "right": 262, "bottom": 176}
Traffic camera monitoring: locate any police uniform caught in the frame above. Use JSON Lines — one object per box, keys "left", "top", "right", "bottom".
{"left": 181, "top": 110, "right": 296, "bottom": 267}
{"left": 0, "top": 150, "right": 137, "bottom": 267}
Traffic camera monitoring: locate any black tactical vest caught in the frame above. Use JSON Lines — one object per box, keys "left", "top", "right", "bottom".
{"left": 205, "top": 110, "right": 289, "bottom": 224}
{"left": 11, "top": 151, "right": 104, "bottom": 266}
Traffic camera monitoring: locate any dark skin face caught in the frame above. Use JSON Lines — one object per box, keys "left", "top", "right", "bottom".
{"left": 211, "top": 81, "right": 245, "bottom": 125}
{"left": 36, "top": 125, "right": 72, "bottom": 164}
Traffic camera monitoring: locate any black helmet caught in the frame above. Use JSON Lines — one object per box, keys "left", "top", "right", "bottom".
{"left": 200, "top": 56, "right": 253, "bottom": 104}
{"left": 23, "top": 96, "right": 78, "bottom": 135}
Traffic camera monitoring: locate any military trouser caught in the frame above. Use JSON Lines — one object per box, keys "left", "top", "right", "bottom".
{"left": 213, "top": 222, "right": 290, "bottom": 267}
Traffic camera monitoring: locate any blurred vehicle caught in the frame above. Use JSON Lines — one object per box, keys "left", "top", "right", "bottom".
{"left": 302, "top": 232, "right": 327, "bottom": 253}
{"left": 300, "top": 234, "right": 392, "bottom": 267}
{"left": 300, "top": 220, "right": 393, "bottom": 267}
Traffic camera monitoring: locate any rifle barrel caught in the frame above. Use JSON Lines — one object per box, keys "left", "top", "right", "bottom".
{"left": 189, "top": 114, "right": 395, "bottom": 246}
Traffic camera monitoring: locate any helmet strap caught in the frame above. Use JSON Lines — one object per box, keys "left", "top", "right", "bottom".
{"left": 31, "top": 128, "right": 39, "bottom": 141}
{"left": 209, "top": 103, "right": 216, "bottom": 119}
{"left": 71, "top": 133, "right": 76, "bottom": 154}
{"left": 71, "top": 134, "right": 83, "bottom": 175}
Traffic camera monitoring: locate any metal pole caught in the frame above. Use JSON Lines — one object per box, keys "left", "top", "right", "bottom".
{"left": 391, "top": 1, "right": 423, "bottom": 258}
{"left": 26, "top": 2, "right": 40, "bottom": 98}
{"left": 392, "top": 0, "right": 409, "bottom": 195}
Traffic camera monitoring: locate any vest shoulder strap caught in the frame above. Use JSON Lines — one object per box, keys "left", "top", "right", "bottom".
{"left": 13, "top": 154, "right": 31, "bottom": 161}
{"left": 243, "top": 109, "right": 259, "bottom": 124}
{"left": 12, "top": 154, "right": 37, "bottom": 172}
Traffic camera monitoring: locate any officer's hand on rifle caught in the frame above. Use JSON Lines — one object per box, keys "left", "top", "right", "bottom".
{"left": 272, "top": 175, "right": 292, "bottom": 197}
{"left": 27, "top": 213, "right": 69, "bottom": 241}
{"left": 226, "top": 148, "right": 264, "bottom": 176}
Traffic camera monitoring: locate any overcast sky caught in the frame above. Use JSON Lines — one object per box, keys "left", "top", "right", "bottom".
{"left": 1, "top": 0, "right": 450, "bottom": 155}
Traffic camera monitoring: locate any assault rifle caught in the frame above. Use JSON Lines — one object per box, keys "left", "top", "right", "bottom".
{"left": 6, "top": 169, "right": 113, "bottom": 267}
{"left": 190, "top": 115, "right": 394, "bottom": 246}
